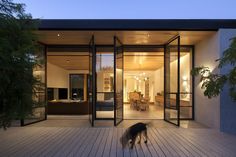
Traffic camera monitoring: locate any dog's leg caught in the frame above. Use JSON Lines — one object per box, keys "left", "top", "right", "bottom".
{"left": 130, "top": 136, "right": 137, "bottom": 149}
{"left": 144, "top": 129, "right": 148, "bottom": 144}
{"left": 128, "top": 139, "right": 132, "bottom": 148}
{"left": 137, "top": 133, "right": 141, "bottom": 144}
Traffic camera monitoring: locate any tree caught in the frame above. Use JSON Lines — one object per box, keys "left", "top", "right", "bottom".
{"left": 0, "top": 0, "right": 40, "bottom": 129}
{"left": 191, "top": 37, "right": 236, "bottom": 101}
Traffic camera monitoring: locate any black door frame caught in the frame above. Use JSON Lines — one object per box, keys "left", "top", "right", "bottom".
{"left": 114, "top": 36, "right": 124, "bottom": 126}
{"left": 164, "top": 35, "right": 181, "bottom": 126}
{"left": 21, "top": 44, "right": 48, "bottom": 126}
{"left": 88, "top": 35, "right": 96, "bottom": 126}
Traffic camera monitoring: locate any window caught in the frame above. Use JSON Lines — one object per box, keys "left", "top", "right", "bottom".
{"left": 70, "top": 74, "right": 85, "bottom": 100}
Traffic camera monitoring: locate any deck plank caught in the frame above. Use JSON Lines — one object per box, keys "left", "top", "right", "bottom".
{"left": 183, "top": 129, "right": 236, "bottom": 157}
{"left": 36, "top": 128, "right": 69, "bottom": 157}
{"left": 157, "top": 128, "right": 191, "bottom": 156}
{"left": 110, "top": 127, "right": 117, "bottom": 157}
{"left": 167, "top": 129, "right": 205, "bottom": 157}
{"left": 81, "top": 128, "right": 101, "bottom": 157}
{"left": 69, "top": 128, "right": 92, "bottom": 157}
{"left": 117, "top": 128, "right": 124, "bottom": 157}
{"left": 150, "top": 128, "right": 175, "bottom": 157}
{"left": 146, "top": 129, "right": 164, "bottom": 157}
{"left": 95, "top": 128, "right": 110, "bottom": 157}
{"left": 88, "top": 128, "right": 106, "bottom": 157}
{"left": 102, "top": 128, "right": 114, "bottom": 157}
{"left": 64, "top": 128, "right": 89, "bottom": 157}
{"left": 0, "top": 127, "right": 45, "bottom": 153}
{"left": 121, "top": 128, "right": 131, "bottom": 157}
{"left": 1, "top": 126, "right": 236, "bottom": 157}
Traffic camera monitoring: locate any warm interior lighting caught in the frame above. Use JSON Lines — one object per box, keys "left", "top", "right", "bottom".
{"left": 182, "top": 76, "right": 188, "bottom": 81}
{"left": 57, "top": 33, "right": 60, "bottom": 37}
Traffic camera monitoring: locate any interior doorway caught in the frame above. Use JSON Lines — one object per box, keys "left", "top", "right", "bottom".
{"left": 123, "top": 47, "right": 165, "bottom": 120}
{"left": 123, "top": 44, "right": 194, "bottom": 123}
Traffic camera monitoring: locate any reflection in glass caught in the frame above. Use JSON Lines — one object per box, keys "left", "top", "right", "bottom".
{"left": 24, "top": 48, "right": 46, "bottom": 125}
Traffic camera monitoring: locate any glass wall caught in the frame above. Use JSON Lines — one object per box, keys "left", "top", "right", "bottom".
{"left": 96, "top": 52, "right": 114, "bottom": 118}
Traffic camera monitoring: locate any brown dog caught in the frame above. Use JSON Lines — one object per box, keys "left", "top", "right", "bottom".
{"left": 120, "top": 122, "right": 148, "bottom": 149}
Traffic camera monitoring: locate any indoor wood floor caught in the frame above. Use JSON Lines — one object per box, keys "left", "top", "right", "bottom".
{"left": 1, "top": 126, "right": 236, "bottom": 157}
{"left": 96, "top": 104, "right": 164, "bottom": 119}
{"left": 124, "top": 104, "right": 163, "bottom": 119}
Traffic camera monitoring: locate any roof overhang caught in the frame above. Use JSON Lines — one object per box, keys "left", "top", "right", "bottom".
{"left": 38, "top": 19, "right": 236, "bottom": 31}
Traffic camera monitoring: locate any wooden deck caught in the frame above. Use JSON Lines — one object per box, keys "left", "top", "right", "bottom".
{"left": 1, "top": 126, "right": 236, "bottom": 157}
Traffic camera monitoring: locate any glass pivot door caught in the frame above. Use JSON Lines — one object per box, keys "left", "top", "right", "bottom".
{"left": 164, "top": 36, "right": 180, "bottom": 126}
{"left": 114, "top": 36, "right": 124, "bottom": 126}
{"left": 88, "top": 36, "right": 96, "bottom": 126}
{"left": 22, "top": 44, "right": 47, "bottom": 126}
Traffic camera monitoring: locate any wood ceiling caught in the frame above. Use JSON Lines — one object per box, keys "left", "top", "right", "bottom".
{"left": 37, "top": 31, "right": 215, "bottom": 45}
{"left": 124, "top": 53, "right": 164, "bottom": 71}
{"left": 47, "top": 52, "right": 188, "bottom": 71}
{"left": 47, "top": 55, "right": 89, "bottom": 70}
{"left": 45, "top": 30, "right": 208, "bottom": 71}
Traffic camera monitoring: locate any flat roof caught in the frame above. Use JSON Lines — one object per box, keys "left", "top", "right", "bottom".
{"left": 39, "top": 19, "right": 236, "bottom": 31}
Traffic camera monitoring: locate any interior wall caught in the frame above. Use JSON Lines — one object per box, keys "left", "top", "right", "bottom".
{"left": 195, "top": 32, "right": 220, "bottom": 129}
{"left": 219, "top": 29, "right": 236, "bottom": 134}
{"left": 47, "top": 62, "right": 89, "bottom": 99}
{"left": 180, "top": 53, "right": 191, "bottom": 97}
{"left": 153, "top": 67, "right": 164, "bottom": 101}
{"left": 47, "top": 62, "right": 68, "bottom": 88}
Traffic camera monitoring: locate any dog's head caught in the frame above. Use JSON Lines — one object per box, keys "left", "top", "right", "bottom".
{"left": 120, "top": 130, "right": 130, "bottom": 148}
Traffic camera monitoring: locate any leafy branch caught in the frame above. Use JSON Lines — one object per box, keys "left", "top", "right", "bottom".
{"left": 191, "top": 37, "right": 236, "bottom": 101}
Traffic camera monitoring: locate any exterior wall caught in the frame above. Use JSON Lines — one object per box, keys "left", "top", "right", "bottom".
{"left": 219, "top": 29, "right": 236, "bottom": 134}
{"left": 195, "top": 32, "right": 221, "bottom": 129}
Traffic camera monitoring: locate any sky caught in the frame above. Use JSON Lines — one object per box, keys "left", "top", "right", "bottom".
{"left": 15, "top": 0, "right": 236, "bottom": 19}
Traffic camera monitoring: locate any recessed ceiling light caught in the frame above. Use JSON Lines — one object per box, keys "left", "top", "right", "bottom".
{"left": 57, "top": 33, "right": 60, "bottom": 37}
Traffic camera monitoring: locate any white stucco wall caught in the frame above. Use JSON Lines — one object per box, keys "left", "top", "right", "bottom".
{"left": 195, "top": 32, "right": 221, "bottom": 129}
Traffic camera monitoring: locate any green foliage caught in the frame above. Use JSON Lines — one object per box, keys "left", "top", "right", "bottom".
{"left": 191, "top": 37, "right": 236, "bottom": 101}
{"left": 0, "top": 0, "right": 40, "bottom": 129}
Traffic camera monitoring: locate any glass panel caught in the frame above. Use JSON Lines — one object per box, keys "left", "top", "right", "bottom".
{"left": 96, "top": 52, "right": 114, "bottom": 118}
{"left": 164, "top": 36, "right": 180, "bottom": 126}
{"left": 23, "top": 46, "right": 46, "bottom": 125}
{"left": 180, "top": 47, "right": 193, "bottom": 119}
{"left": 115, "top": 47, "right": 123, "bottom": 125}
